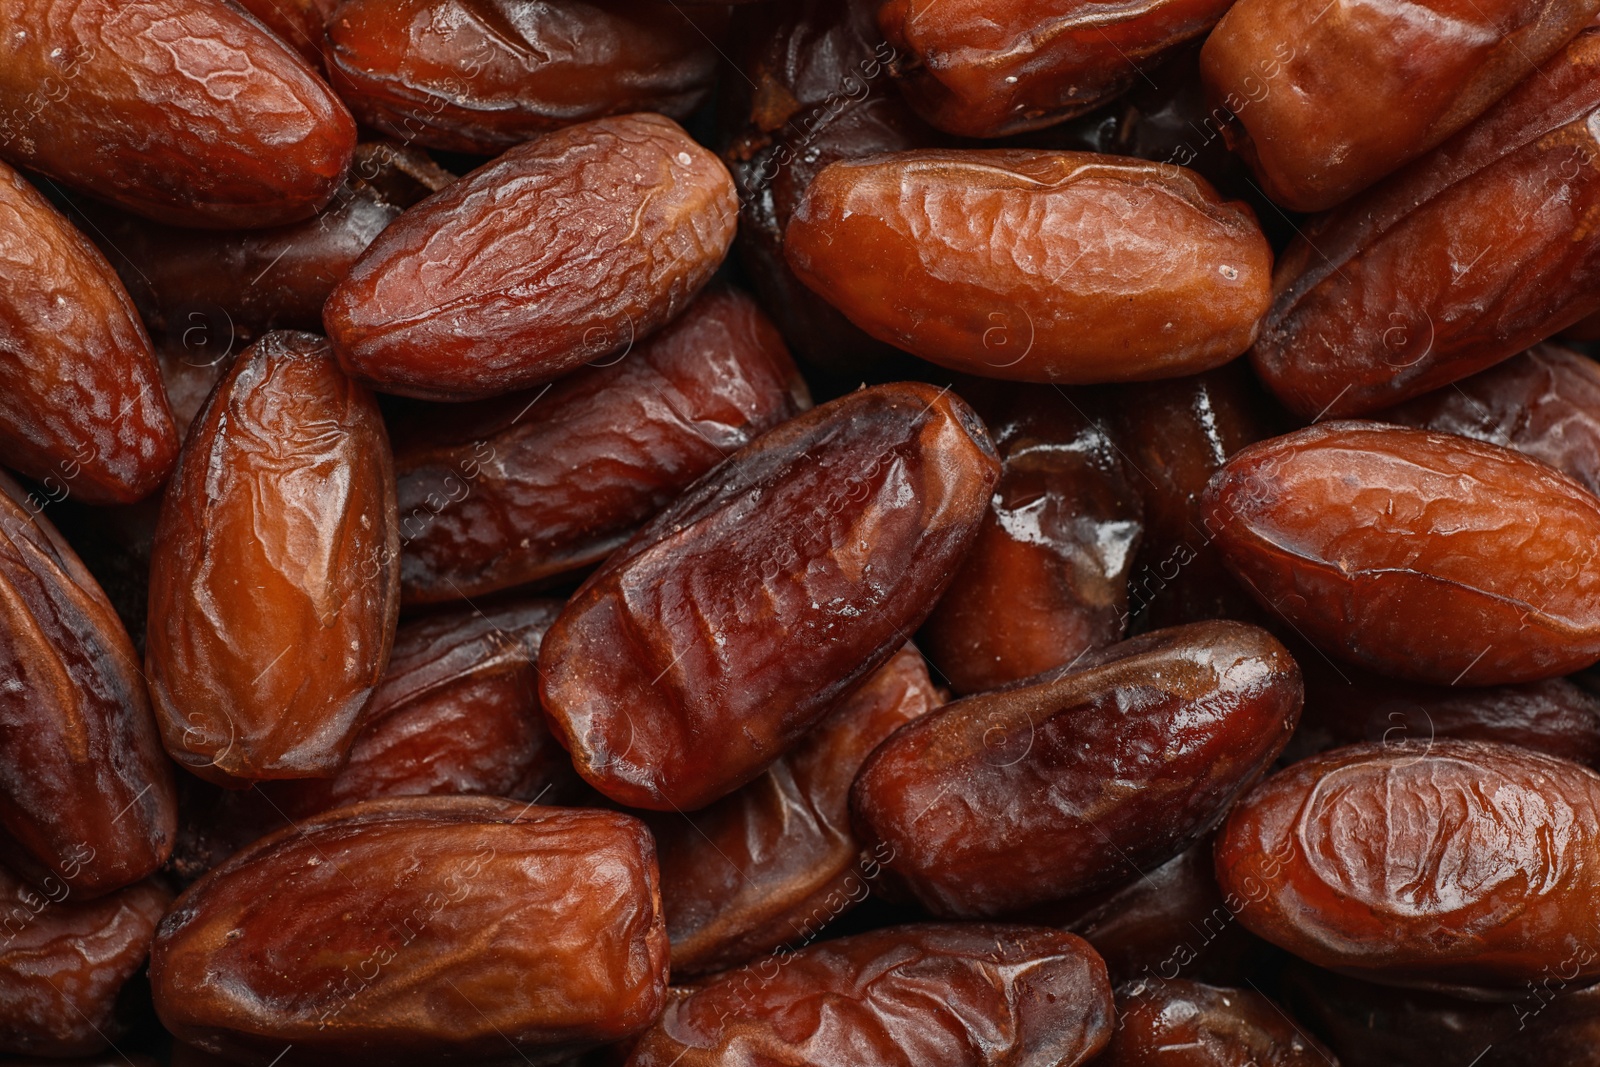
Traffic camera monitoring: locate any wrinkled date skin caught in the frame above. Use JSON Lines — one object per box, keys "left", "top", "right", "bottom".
{"left": 1207, "top": 422, "right": 1600, "bottom": 685}
{"left": 0, "top": 471, "right": 176, "bottom": 898}
{"left": 235, "top": 0, "right": 338, "bottom": 69}
{"left": 1380, "top": 343, "right": 1600, "bottom": 497}
{"left": 325, "top": 0, "right": 721, "bottom": 154}
{"left": 785, "top": 151, "right": 1272, "bottom": 384}
{"left": 0, "top": 865, "right": 171, "bottom": 1057}
{"left": 851, "top": 621, "right": 1302, "bottom": 917}
{"left": 1217, "top": 740, "right": 1600, "bottom": 989}
{"left": 626, "top": 924, "right": 1114, "bottom": 1067}
{"left": 0, "top": 0, "right": 356, "bottom": 228}
{"left": 0, "top": 160, "right": 177, "bottom": 504}
{"left": 1099, "top": 979, "right": 1334, "bottom": 1066}
{"left": 1201, "top": 0, "right": 1600, "bottom": 212}
{"left": 1252, "top": 27, "right": 1600, "bottom": 418}
{"left": 323, "top": 113, "right": 737, "bottom": 401}
{"left": 145, "top": 331, "right": 399, "bottom": 786}
{"left": 151, "top": 797, "right": 669, "bottom": 1066}
{"left": 654, "top": 644, "right": 939, "bottom": 976}
{"left": 921, "top": 384, "right": 1143, "bottom": 694}
{"left": 539, "top": 382, "right": 999, "bottom": 811}
{"left": 393, "top": 287, "right": 810, "bottom": 604}
{"left": 878, "top": 0, "right": 1237, "bottom": 138}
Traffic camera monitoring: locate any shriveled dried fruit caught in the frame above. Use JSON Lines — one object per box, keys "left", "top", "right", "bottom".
{"left": 539, "top": 382, "right": 999, "bottom": 811}
{"left": 324, "top": 113, "right": 737, "bottom": 401}
{"left": 145, "top": 331, "right": 399, "bottom": 786}
{"left": 786, "top": 150, "right": 1272, "bottom": 383}
{"left": 234, "top": 0, "right": 337, "bottom": 69}
{"left": 1098, "top": 978, "right": 1333, "bottom": 1066}
{"left": 151, "top": 796, "right": 668, "bottom": 1065}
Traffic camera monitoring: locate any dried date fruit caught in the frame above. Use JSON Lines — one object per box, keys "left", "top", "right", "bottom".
{"left": 1216, "top": 739, "right": 1600, "bottom": 988}
{"left": 654, "top": 644, "right": 938, "bottom": 976}
{"left": 877, "top": 0, "right": 1237, "bottom": 138}
{"left": 0, "top": 865, "right": 170, "bottom": 1058}
{"left": 0, "top": 471, "right": 175, "bottom": 897}
{"left": 539, "top": 382, "right": 999, "bottom": 811}
{"left": 323, "top": 113, "right": 737, "bottom": 401}
{"left": 393, "top": 286, "right": 810, "bottom": 604}
{"left": 785, "top": 150, "right": 1272, "bottom": 384}
{"left": 0, "top": 159, "right": 177, "bottom": 504}
{"left": 325, "top": 0, "right": 721, "bottom": 154}
{"left": 145, "top": 331, "right": 399, "bottom": 786}
{"left": 151, "top": 796, "right": 668, "bottom": 1065}
{"left": 626, "top": 924, "right": 1113, "bottom": 1067}
{"left": 1098, "top": 978, "right": 1334, "bottom": 1066}
{"left": 1201, "top": 0, "right": 1600, "bottom": 212}
{"left": 921, "top": 384, "right": 1142, "bottom": 694}
{"left": 1251, "top": 27, "right": 1600, "bottom": 418}
{"left": 235, "top": 0, "right": 337, "bottom": 69}
{"left": 0, "top": 0, "right": 356, "bottom": 228}
{"left": 1206, "top": 421, "right": 1600, "bottom": 684}
{"left": 851, "top": 620, "right": 1302, "bottom": 916}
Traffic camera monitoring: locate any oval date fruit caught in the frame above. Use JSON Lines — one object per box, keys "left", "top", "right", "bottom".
{"left": 323, "top": 113, "right": 737, "bottom": 401}
{"left": 145, "top": 331, "right": 399, "bottom": 786}
{"left": 1206, "top": 421, "right": 1600, "bottom": 685}
{"left": 0, "top": 471, "right": 175, "bottom": 898}
{"left": 1218, "top": 739, "right": 1600, "bottom": 988}
{"left": 851, "top": 620, "right": 1302, "bottom": 917}
{"left": 393, "top": 286, "right": 810, "bottom": 604}
{"left": 325, "top": 0, "right": 721, "bottom": 154}
{"left": 0, "top": 159, "right": 177, "bottom": 504}
{"left": 785, "top": 150, "right": 1272, "bottom": 384}
{"left": 626, "top": 924, "right": 1113, "bottom": 1067}
{"left": 539, "top": 382, "right": 999, "bottom": 811}
{"left": 654, "top": 644, "right": 938, "bottom": 975}
{"left": 0, "top": 0, "right": 356, "bottom": 228}
{"left": 235, "top": 0, "right": 337, "bottom": 69}
{"left": 151, "top": 796, "right": 668, "bottom": 1066}
{"left": 1098, "top": 978, "right": 1334, "bottom": 1066}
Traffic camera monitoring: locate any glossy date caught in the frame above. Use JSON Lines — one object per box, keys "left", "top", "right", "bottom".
{"left": 1098, "top": 978, "right": 1333, "bottom": 1066}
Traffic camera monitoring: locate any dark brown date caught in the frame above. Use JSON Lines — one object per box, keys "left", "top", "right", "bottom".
{"left": 1206, "top": 421, "right": 1600, "bottom": 684}
{"left": 920, "top": 384, "right": 1143, "bottom": 694}
{"left": 393, "top": 286, "right": 810, "bottom": 604}
{"left": 786, "top": 151, "right": 1272, "bottom": 384}
{"left": 654, "top": 644, "right": 939, "bottom": 976}
{"left": 145, "top": 331, "right": 399, "bottom": 786}
{"left": 0, "top": 865, "right": 170, "bottom": 1058}
{"left": 850, "top": 621, "right": 1302, "bottom": 916}
{"left": 625, "top": 924, "right": 1113, "bottom": 1067}
{"left": 151, "top": 796, "right": 668, "bottom": 1066}
{"left": 0, "top": 471, "right": 175, "bottom": 898}
{"left": 1217, "top": 740, "right": 1600, "bottom": 988}
{"left": 539, "top": 382, "right": 998, "bottom": 811}
{"left": 1099, "top": 978, "right": 1333, "bottom": 1066}
{"left": 0, "top": 0, "right": 356, "bottom": 228}
{"left": 325, "top": 0, "right": 721, "bottom": 154}
{"left": 323, "top": 113, "right": 737, "bottom": 401}
{"left": 0, "top": 159, "right": 177, "bottom": 504}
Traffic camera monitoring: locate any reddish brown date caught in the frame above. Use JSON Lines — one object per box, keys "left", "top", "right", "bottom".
{"left": 0, "top": 865, "right": 170, "bottom": 1058}
{"left": 1380, "top": 343, "right": 1600, "bottom": 497}
{"left": 151, "top": 796, "right": 668, "bottom": 1066}
{"left": 921, "top": 384, "right": 1143, "bottom": 694}
{"left": 325, "top": 0, "right": 721, "bottom": 154}
{"left": 145, "top": 331, "right": 399, "bottom": 786}
{"left": 1207, "top": 421, "right": 1600, "bottom": 684}
{"left": 785, "top": 151, "right": 1272, "bottom": 384}
{"left": 393, "top": 287, "right": 810, "bottom": 604}
{"left": 539, "top": 382, "right": 998, "bottom": 811}
{"left": 235, "top": 0, "right": 337, "bottom": 69}
{"left": 851, "top": 621, "right": 1302, "bottom": 916}
{"left": 0, "top": 0, "right": 355, "bottom": 228}
{"left": 1201, "top": 0, "right": 1600, "bottom": 211}
{"left": 1251, "top": 27, "right": 1600, "bottom": 418}
{"left": 323, "top": 113, "right": 737, "bottom": 401}
{"left": 626, "top": 924, "right": 1113, "bottom": 1067}
{"left": 0, "top": 471, "right": 175, "bottom": 898}
{"left": 654, "top": 644, "right": 939, "bottom": 976}
{"left": 1217, "top": 740, "right": 1600, "bottom": 988}
{"left": 0, "top": 159, "right": 177, "bottom": 504}
{"left": 1099, "top": 979, "right": 1333, "bottom": 1066}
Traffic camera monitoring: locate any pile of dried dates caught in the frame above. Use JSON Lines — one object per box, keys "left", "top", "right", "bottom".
{"left": 6, "top": 0, "right": 1600, "bottom": 1065}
